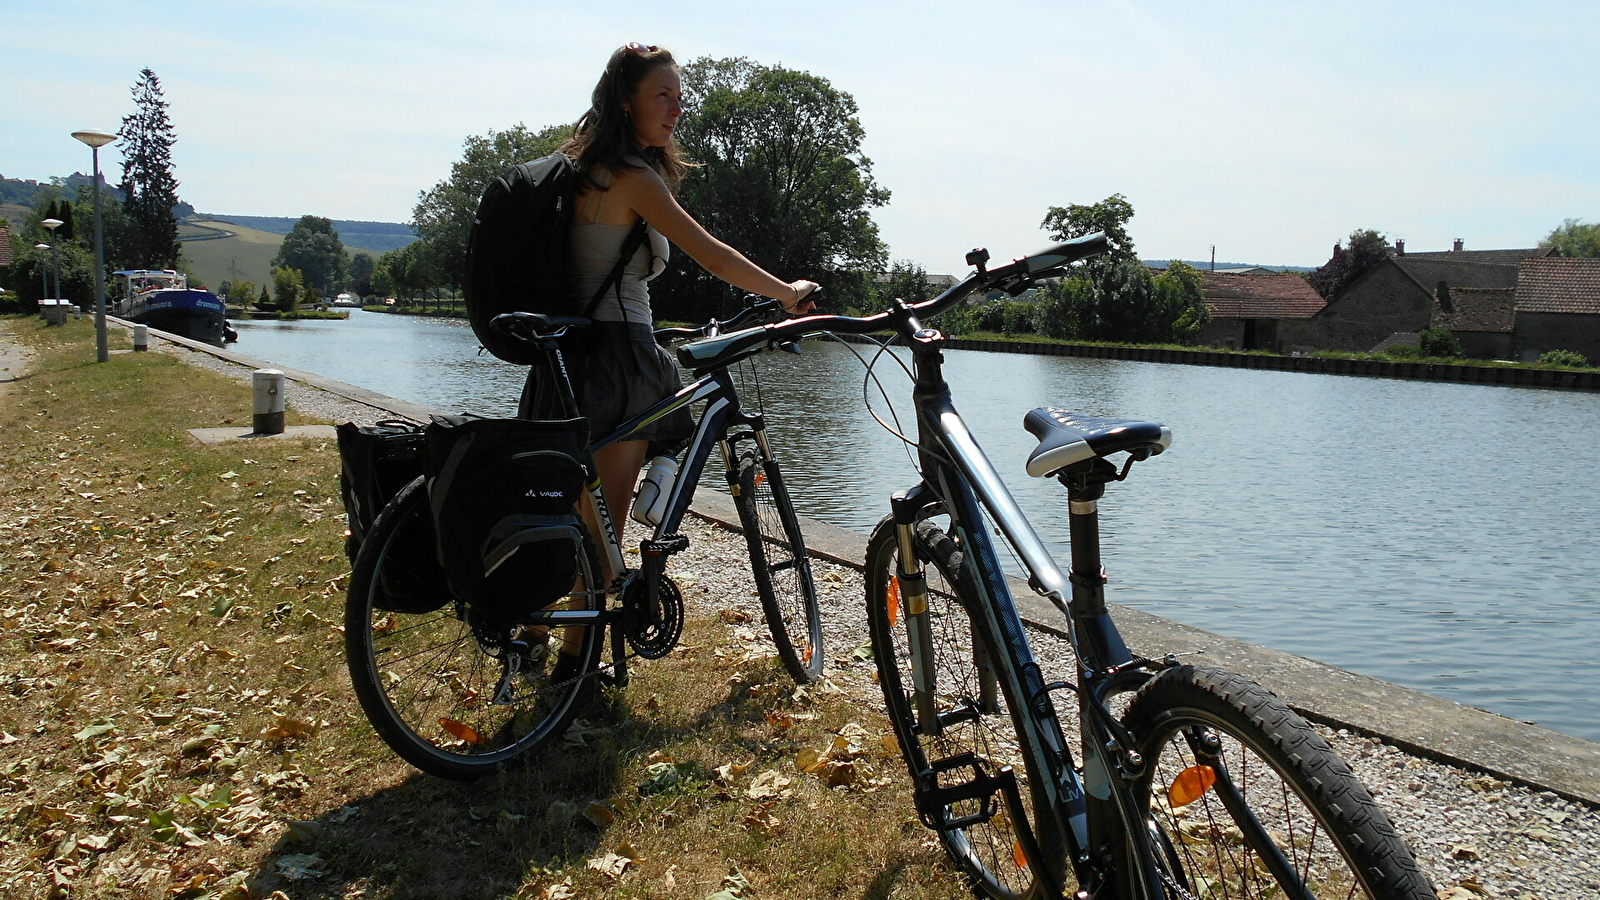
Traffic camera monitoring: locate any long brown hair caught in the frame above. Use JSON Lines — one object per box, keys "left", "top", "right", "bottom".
{"left": 562, "top": 44, "right": 691, "bottom": 191}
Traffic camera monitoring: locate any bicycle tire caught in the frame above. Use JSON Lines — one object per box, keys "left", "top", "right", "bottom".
{"left": 344, "top": 476, "right": 604, "bottom": 780}
{"left": 865, "top": 515, "right": 1060, "bottom": 900}
{"left": 730, "top": 444, "right": 824, "bottom": 684}
{"left": 1120, "top": 665, "right": 1435, "bottom": 899}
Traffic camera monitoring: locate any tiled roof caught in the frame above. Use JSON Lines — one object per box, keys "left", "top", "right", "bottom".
{"left": 1516, "top": 258, "right": 1600, "bottom": 315}
{"left": 1394, "top": 258, "right": 1519, "bottom": 291}
{"left": 1404, "top": 247, "right": 1553, "bottom": 265}
{"left": 0, "top": 222, "right": 12, "bottom": 268}
{"left": 1200, "top": 271, "right": 1325, "bottom": 319}
{"left": 1434, "top": 287, "right": 1514, "bottom": 333}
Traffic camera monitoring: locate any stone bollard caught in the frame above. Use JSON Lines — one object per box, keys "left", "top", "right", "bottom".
{"left": 132, "top": 324, "right": 149, "bottom": 352}
{"left": 252, "top": 369, "right": 286, "bottom": 435}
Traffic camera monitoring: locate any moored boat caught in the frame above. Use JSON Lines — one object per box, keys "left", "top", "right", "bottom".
{"left": 112, "top": 270, "right": 236, "bottom": 346}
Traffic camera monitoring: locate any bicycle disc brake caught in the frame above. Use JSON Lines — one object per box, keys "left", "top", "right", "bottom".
{"left": 621, "top": 573, "right": 683, "bottom": 660}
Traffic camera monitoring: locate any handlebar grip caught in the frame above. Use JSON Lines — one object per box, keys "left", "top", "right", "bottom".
{"left": 1023, "top": 232, "right": 1109, "bottom": 274}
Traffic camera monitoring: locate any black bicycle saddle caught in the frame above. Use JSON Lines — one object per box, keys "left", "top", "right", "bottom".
{"left": 1022, "top": 407, "right": 1172, "bottom": 478}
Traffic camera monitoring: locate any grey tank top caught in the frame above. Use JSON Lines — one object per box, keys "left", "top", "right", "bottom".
{"left": 569, "top": 179, "right": 670, "bottom": 324}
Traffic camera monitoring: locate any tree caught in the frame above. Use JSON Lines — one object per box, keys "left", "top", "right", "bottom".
{"left": 869, "top": 259, "right": 935, "bottom": 311}
{"left": 1040, "top": 194, "right": 1138, "bottom": 266}
{"left": 271, "top": 266, "right": 304, "bottom": 311}
{"left": 1541, "top": 219, "right": 1600, "bottom": 258}
{"left": 271, "top": 216, "right": 348, "bottom": 298}
{"left": 412, "top": 123, "right": 573, "bottom": 288}
{"left": 258, "top": 283, "right": 271, "bottom": 310}
{"left": 1309, "top": 228, "right": 1390, "bottom": 299}
{"left": 117, "top": 68, "right": 183, "bottom": 268}
{"left": 350, "top": 252, "right": 375, "bottom": 297}
{"left": 656, "top": 57, "right": 889, "bottom": 320}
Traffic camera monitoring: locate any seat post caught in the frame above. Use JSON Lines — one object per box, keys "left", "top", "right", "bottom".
{"left": 1059, "top": 458, "right": 1131, "bottom": 672}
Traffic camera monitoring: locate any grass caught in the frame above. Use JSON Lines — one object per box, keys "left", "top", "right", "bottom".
{"left": 0, "top": 316, "right": 970, "bottom": 900}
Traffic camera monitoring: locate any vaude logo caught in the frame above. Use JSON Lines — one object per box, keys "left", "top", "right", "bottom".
{"left": 526, "top": 489, "right": 567, "bottom": 499}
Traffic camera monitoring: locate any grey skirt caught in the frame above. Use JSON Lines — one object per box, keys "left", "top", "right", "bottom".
{"left": 518, "top": 322, "right": 694, "bottom": 450}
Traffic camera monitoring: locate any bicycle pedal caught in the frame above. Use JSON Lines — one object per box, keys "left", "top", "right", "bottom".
{"left": 641, "top": 534, "right": 689, "bottom": 555}
{"left": 912, "top": 752, "right": 1012, "bottom": 832}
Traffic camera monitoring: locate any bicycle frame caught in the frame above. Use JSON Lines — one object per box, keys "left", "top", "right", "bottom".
{"left": 886, "top": 313, "right": 1167, "bottom": 896}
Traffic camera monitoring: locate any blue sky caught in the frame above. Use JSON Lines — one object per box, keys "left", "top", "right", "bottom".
{"left": 5, "top": 0, "right": 1597, "bottom": 270}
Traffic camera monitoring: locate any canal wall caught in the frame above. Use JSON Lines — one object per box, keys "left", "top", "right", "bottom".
{"left": 932, "top": 337, "right": 1600, "bottom": 391}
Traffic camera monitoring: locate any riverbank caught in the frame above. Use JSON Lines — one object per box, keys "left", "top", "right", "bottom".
{"left": 5, "top": 315, "right": 1599, "bottom": 898}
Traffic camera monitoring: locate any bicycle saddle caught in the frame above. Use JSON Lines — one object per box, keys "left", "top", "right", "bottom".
{"left": 1022, "top": 407, "right": 1172, "bottom": 478}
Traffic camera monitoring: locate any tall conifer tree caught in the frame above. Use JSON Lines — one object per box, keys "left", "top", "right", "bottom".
{"left": 118, "top": 68, "right": 182, "bottom": 268}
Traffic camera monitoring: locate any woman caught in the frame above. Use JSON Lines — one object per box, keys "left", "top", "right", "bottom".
{"left": 523, "top": 42, "right": 819, "bottom": 526}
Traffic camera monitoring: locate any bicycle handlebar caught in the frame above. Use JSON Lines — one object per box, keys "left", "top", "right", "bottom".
{"left": 676, "top": 233, "right": 1108, "bottom": 372}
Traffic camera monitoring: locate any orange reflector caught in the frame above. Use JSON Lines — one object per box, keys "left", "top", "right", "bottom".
{"left": 754, "top": 471, "right": 766, "bottom": 488}
{"left": 1167, "top": 765, "right": 1217, "bottom": 808}
{"left": 1013, "top": 839, "right": 1028, "bottom": 869}
{"left": 439, "top": 718, "right": 483, "bottom": 745}
{"left": 802, "top": 646, "right": 813, "bottom": 664}
{"left": 887, "top": 577, "right": 901, "bottom": 627}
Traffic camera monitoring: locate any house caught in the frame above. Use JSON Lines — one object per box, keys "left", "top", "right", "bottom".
{"left": 1431, "top": 286, "right": 1516, "bottom": 359}
{"left": 1312, "top": 241, "right": 1547, "bottom": 351}
{"left": 1195, "top": 270, "right": 1325, "bottom": 351}
{"left": 1512, "top": 258, "right": 1600, "bottom": 363}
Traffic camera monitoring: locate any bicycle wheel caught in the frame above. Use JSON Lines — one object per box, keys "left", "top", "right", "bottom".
{"left": 344, "top": 476, "right": 604, "bottom": 780}
{"left": 730, "top": 443, "right": 824, "bottom": 683}
{"left": 1121, "top": 665, "right": 1435, "bottom": 899}
{"left": 865, "top": 516, "right": 1058, "bottom": 900}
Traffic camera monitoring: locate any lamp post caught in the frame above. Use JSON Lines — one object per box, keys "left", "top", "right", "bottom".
{"left": 41, "top": 217, "right": 63, "bottom": 301}
{"left": 72, "top": 129, "right": 116, "bottom": 363}
{"left": 34, "top": 243, "right": 50, "bottom": 301}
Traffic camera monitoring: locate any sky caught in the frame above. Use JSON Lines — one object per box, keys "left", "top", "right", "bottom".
{"left": 5, "top": 0, "right": 1598, "bottom": 271}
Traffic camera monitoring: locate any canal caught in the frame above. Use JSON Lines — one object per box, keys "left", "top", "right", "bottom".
{"left": 234, "top": 310, "right": 1600, "bottom": 741}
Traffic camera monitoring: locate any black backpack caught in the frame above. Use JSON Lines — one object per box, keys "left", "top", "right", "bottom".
{"left": 424, "top": 415, "right": 592, "bottom": 626}
{"left": 462, "top": 153, "right": 647, "bottom": 365}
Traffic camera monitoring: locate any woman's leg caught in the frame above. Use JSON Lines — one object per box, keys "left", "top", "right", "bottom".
{"left": 586, "top": 438, "right": 649, "bottom": 579}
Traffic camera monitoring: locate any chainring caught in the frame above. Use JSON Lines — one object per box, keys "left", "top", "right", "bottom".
{"left": 621, "top": 573, "right": 684, "bottom": 660}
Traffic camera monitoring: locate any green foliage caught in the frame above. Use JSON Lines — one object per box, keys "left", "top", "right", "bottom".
{"left": 258, "top": 283, "right": 271, "bottom": 309}
{"left": 350, "top": 252, "right": 375, "bottom": 297}
{"left": 657, "top": 57, "right": 889, "bottom": 320}
{"left": 1541, "top": 219, "right": 1600, "bottom": 258}
{"left": 117, "top": 67, "right": 183, "bottom": 268}
{"left": 1417, "top": 326, "right": 1462, "bottom": 358}
{"left": 1309, "top": 228, "right": 1390, "bottom": 299}
{"left": 9, "top": 240, "right": 95, "bottom": 305}
{"left": 375, "top": 242, "right": 439, "bottom": 300}
{"left": 868, "top": 260, "right": 934, "bottom": 310}
{"left": 1040, "top": 194, "right": 1137, "bottom": 265}
{"left": 1538, "top": 348, "right": 1590, "bottom": 367}
{"left": 411, "top": 123, "right": 573, "bottom": 288}
{"left": 270, "top": 266, "right": 303, "bottom": 312}
{"left": 271, "top": 216, "right": 347, "bottom": 295}
{"left": 1384, "top": 344, "right": 1418, "bottom": 359}
{"left": 224, "top": 280, "right": 256, "bottom": 304}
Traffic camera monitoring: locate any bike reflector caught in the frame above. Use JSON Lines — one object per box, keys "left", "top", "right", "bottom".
{"left": 887, "top": 577, "right": 901, "bottom": 627}
{"left": 440, "top": 718, "right": 484, "bottom": 746}
{"left": 1167, "top": 765, "right": 1217, "bottom": 808}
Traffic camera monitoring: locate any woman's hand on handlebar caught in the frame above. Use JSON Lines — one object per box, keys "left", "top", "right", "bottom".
{"left": 781, "top": 280, "right": 821, "bottom": 316}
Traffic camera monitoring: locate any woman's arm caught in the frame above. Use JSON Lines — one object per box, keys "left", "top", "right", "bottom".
{"left": 615, "top": 166, "right": 817, "bottom": 312}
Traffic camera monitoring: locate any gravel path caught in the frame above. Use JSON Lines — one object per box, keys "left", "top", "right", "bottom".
{"left": 148, "top": 329, "right": 1600, "bottom": 899}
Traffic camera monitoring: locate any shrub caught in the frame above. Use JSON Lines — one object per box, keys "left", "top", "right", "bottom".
{"left": 1538, "top": 349, "right": 1589, "bottom": 368}
{"left": 1000, "top": 299, "right": 1036, "bottom": 335}
{"left": 1418, "top": 327, "right": 1462, "bottom": 358}
{"left": 1384, "top": 344, "right": 1418, "bottom": 359}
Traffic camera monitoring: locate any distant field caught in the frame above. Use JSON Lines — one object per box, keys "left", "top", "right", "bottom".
{"left": 178, "top": 219, "right": 296, "bottom": 292}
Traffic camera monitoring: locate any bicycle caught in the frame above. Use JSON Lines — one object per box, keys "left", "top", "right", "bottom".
{"left": 344, "top": 298, "right": 824, "bottom": 780}
{"left": 673, "top": 235, "right": 1435, "bottom": 898}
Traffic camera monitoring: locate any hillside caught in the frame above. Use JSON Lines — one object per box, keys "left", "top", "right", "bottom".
{"left": 177, "top": 219, "right": 303, "bottom": 292}
{"left": 202, "top": 214, "right": 415, "bottom": 254}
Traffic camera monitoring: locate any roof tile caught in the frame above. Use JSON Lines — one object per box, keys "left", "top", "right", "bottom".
{"left": 1516, "top": 258, "right": 1600, "bottom": 315}
{"left": 1200, "top": 270, "right": 1325, "bottom": 319}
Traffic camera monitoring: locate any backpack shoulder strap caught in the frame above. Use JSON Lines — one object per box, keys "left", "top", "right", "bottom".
{"left": 579, "top": 220, "right": 651, "bottom": 320}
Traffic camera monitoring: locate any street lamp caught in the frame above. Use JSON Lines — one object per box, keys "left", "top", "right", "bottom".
{"left": 72, "top": 128, "right": 116, "bottom": 363}
{"left": 34, "top": 243, "right": 51, "bottom": 302}
{"left": 41, "top": 217, "right": 63, "bottom": 301}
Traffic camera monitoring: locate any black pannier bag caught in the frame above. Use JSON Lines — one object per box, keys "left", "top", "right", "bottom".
{"left": 424, "top": 415, "right": 591, "bottom": 626}
{"left": 336, "top": 420, "right": 452, "bottom": 615}
{"left": 336, "top": 420, "right": 426, "bottom": 561}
